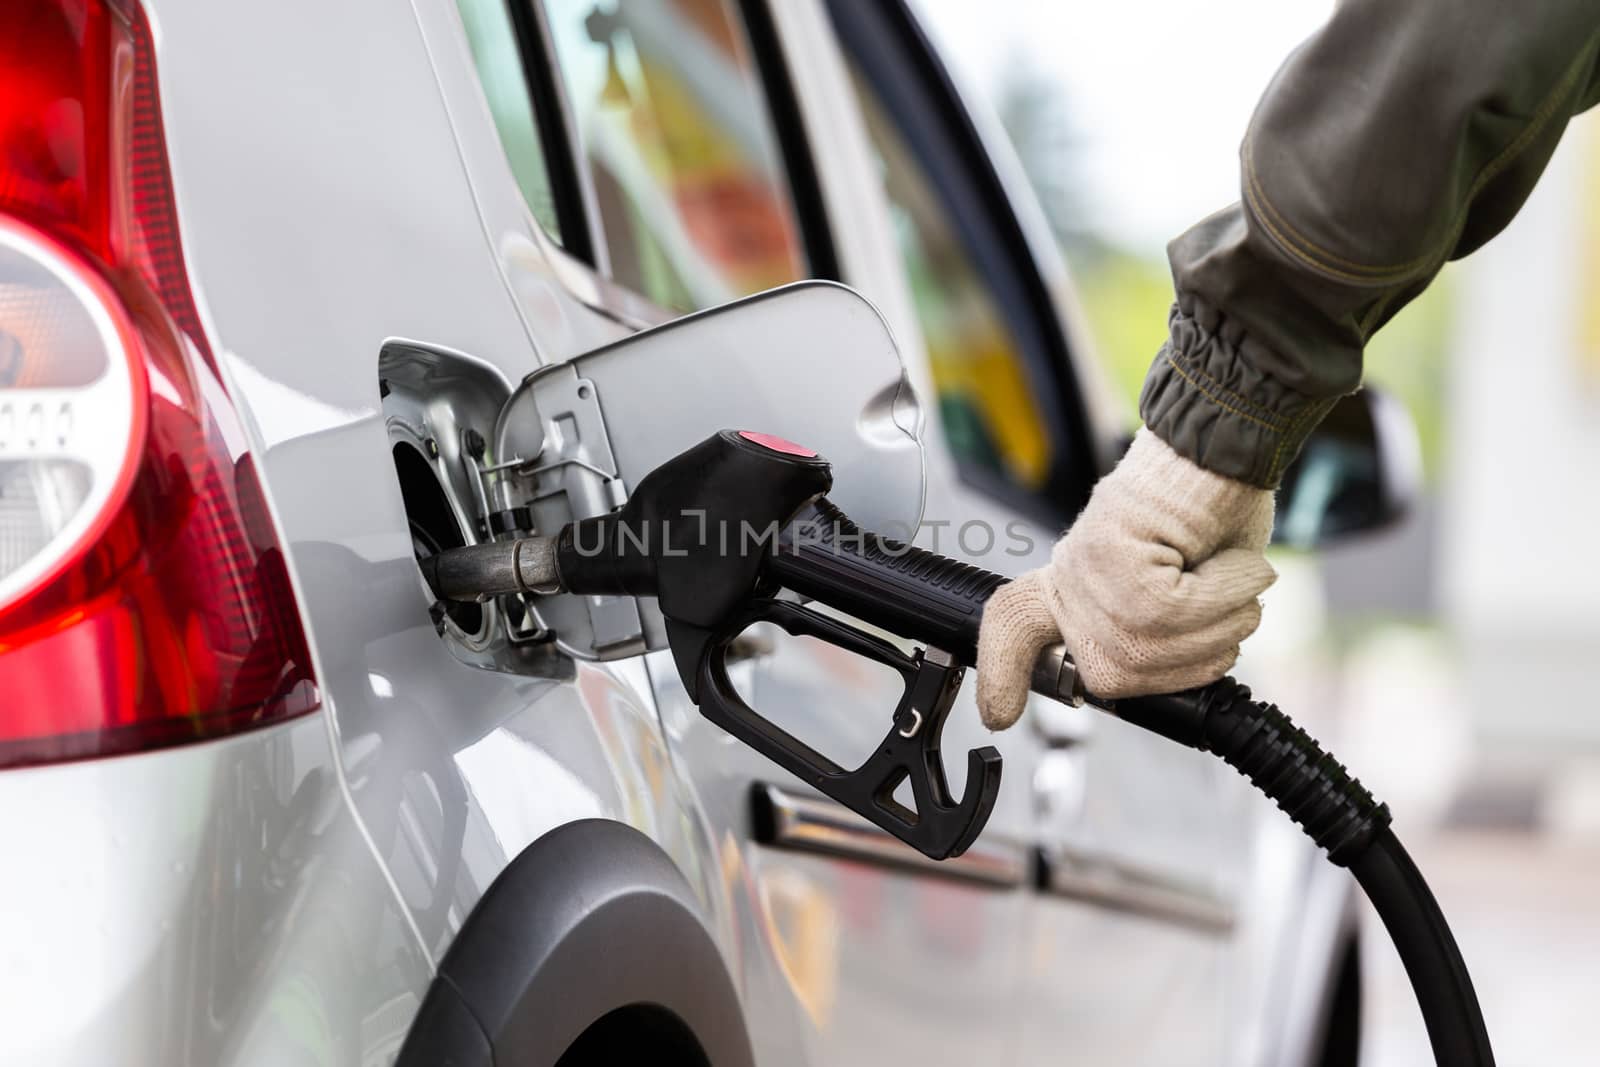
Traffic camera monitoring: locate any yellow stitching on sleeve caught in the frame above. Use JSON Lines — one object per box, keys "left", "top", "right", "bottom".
{"left": 1243, "top": 29, "right": 1600, "bottom": 284}
{"left": 1167, "top": 347, "right": 1294, "bottom": 428}
{"left": 1269, "top": 405, "right": 1309, "bottom": 483}
{"left": 1267, "top": 396, "right": 1339, "bottom": 484}
{"left": 1244, "top": 146, "right": 1419, "bottom": 283}
{"left": 1358, "top": 292, "right": 1396, "bottom": 337}
{"left": 1161, "top": 353, "right": 1289, "bottom": 435}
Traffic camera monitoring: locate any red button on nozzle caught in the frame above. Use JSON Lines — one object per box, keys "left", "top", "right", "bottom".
{"left": 738, "top": 430, "right": 818, "bottom": 458}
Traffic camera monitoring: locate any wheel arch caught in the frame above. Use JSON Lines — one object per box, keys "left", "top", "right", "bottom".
{"left": 397, "top": 818, "right": 754, "bottom": 1067}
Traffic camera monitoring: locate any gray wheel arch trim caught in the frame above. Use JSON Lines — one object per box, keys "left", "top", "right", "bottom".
{"left": 397, "top": 819, "right": 755, "bottom": 1067}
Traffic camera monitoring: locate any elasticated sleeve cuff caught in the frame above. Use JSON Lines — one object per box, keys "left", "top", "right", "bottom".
{"left": 1139, "top": 296, "right": 1335, "bottom": 489}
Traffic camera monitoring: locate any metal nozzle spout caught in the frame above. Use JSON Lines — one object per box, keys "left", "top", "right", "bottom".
{"left": 1030, "top": 642, "right": 1085, "bottom": 706}
{"left": 419, "top": 537, "right": 562, "bottom": 601}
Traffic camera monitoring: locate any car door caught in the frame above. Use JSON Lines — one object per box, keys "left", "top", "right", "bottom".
{"left": 806, "top": 1, "right": 1237, "bottom": 1061}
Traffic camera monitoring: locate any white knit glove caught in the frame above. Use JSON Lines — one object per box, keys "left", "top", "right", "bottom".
{"left": 976, "top": 428, "right": 1277, "bottom": 728}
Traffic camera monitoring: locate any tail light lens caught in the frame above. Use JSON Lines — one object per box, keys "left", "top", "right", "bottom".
{"left": 0, "top": 0, "right": 318, "bottom": 767}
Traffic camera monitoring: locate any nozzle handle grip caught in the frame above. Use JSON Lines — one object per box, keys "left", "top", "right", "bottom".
{"left": 768, "top": 499, "right": 1004, "bottom": 666}
{"left": 767, "top": 498, "right": 1085, "bottom": 705}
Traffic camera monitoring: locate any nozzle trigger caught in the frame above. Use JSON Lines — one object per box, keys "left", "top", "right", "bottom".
{"left": 672, "top": 599, "right": 1001, "bottom": 861}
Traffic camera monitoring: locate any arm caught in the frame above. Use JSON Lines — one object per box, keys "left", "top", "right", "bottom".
{"left": 978, "top": 0, "right": 1600, "bottom": 719}
{"left": 1144, "top": 0, "right": 1600, "bottom": 487}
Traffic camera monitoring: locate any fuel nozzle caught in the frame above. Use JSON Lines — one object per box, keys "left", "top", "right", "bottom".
{"left": 414, "top": 430, "right": 1076, "bottom": 860}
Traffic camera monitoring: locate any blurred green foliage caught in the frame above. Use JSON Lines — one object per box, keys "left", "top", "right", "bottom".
{"left": 1362, "top": 271, "right": 1453, "bottom": 483}
{"left": 1070, "top": 250, "right": 1171, "bottom": 422}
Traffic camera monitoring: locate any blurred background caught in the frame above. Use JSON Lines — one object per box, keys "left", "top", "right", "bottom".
{"left": 914, "top": 0, "right": 1600, "bottom": 1061}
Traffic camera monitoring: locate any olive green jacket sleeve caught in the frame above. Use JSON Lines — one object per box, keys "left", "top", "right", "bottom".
{"left": 1140, "top": 0, "right": 1600, "bottom": 488}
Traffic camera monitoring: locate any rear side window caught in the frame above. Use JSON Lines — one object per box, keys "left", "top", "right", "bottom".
{"left": 849, "top": 63, "right": 1054, "bottom": 495}
{"left": 457, "top": 0, "right": 564, "bottom": 241}
{"left": 825, "top": 0, "right": 1096, "bottom": 522}
{"left": 538, "top": 0, "right": 807, "bottom": 312}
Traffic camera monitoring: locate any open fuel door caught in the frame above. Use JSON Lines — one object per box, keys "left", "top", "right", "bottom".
{"left": 487, "top": 281, "right": 925, "bottom": 660}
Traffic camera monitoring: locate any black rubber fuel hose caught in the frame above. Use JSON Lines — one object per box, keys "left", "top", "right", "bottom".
{"left": 1350, "top": 831, "right": 1496, "bottom": 1065}
{"left": 1113, "top": 680, "right": 1494, "bottom": 1066}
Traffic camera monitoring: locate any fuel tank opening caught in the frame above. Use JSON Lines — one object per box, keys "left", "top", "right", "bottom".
{"left": 392, "top": 441, "right": 484, "bottom": 638}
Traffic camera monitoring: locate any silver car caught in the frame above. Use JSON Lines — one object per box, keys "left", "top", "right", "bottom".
{"left": 0, "top": 0, "right": 1404, "bottom": 1063}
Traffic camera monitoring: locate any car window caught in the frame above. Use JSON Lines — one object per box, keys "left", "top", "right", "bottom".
{"left": 457, "top": 0, "right": 564, "bottom": 241}
{"left": 847, "top": 63, "right": 1055, "bottom": 496}
{"left": 538, "top": 0, "right": 808, "bottom": 312}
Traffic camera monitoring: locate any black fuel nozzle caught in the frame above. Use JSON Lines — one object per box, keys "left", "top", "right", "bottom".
{"left": 540, "top": 430, "right": 1001, "bottom": 859}
{"left": 426, "top": 430, "right": 1074, "bottom": 860}
{"left": 551, "top": 430, "right": 1083, "bottom": 859}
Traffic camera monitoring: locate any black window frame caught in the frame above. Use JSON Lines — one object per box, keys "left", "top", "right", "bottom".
{"left": 825, "top": 0, "right": 1097, "bottom": 525}
{"left": 737, "top": 0, "right": 839, "bottom": 284}
{"left": 502, "top": 0, "right": 598, "bottom": 265}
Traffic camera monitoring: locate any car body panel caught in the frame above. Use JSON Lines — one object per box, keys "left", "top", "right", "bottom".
{"left": 0, "top": 717, "right": 430, "bottom": 1066}
{"left": 0, "top": 0, "right": 1354, "bottom": 1063}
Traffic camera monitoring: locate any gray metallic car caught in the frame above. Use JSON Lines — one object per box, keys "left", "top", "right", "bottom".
{"left": 0, "top": 0, "right": 1410, "bottom": 1063}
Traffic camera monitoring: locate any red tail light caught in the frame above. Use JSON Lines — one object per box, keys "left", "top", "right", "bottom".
{"left": 0, "top": 0, "right": 318, "bottom": 766}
